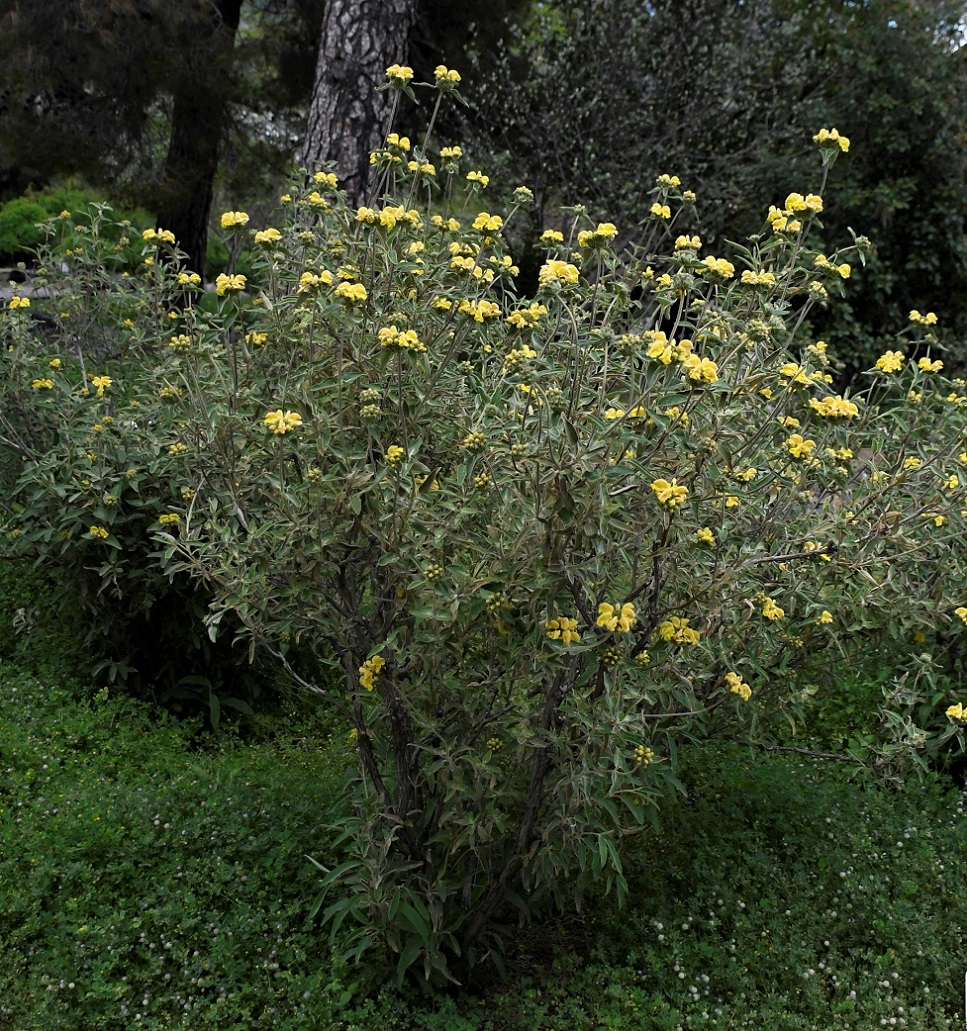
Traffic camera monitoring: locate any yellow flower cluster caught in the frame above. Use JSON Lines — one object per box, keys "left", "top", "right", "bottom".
{"left": 385, "top": 64, "right": 413, "bottom": 85}
{"left": 313, "top": 171, "right": 339, "bottom": 188}
{"left": 215, "top": 273, "right": 247, "bottom": 296}
{"left": 814, "top": 254, "right": 851, "bottom": 279}
{"left": 651, "top": 477, "right": 688, "bottom": 510}
{"left": 466, "top": 170, "right": 490, "bottom": 188}
{"left": 725, "top": 671, "right": 752, "bottom": 701}
{"left": 506, "top": 303, "right": 548, "bottom": 329}
{"left": 220, "top": 211, "right": 249, "bottom": 228}
{"left": 255, "top": 227, "right": 282, "bottom": 246}
{"left": 875, "top": 350, "right": 905, "bottom": 373}
{"left": 650, "top": 202, "right": 671, "bottom": 220}
{"left": 761, "top": 597, "right": 785, "bottom": 621}
{"left": 817, "top": 610, "right": 834, "bottom": 625}
{"left": 695, "top": 527, "right": 715, "bottom": 545}
{"left": 298, "top": 270, "right": 333, "bottom": 292}
{"left": 8, "top": 295, "right": 30, "bottom": 309}
{"left": 334, "top": 281, "right": 368, "bottom": 304}
{"left": 909, "top": 309, "right": 938, "bottom": 327}
{"left": 540, "top": 229, "right": 564, "bottom": 244}
{"left": 434, "top": 65, "right": 461, "bottom": 84}
{"left": 31, "top": 378, "right": 53, "bottom": 390}
{"left": 784, "top": 433, "right": 816, "bottom": 459}
{"left": 945, "top": 703, "right": 967, "bottom": 724}
{"left": 472, "top": 212, "right": 503, "bottom": 233}
{"left": 359, "top": 654, "right": 386, "bottom": 691}
{"left": 545, "top": 615, "right": 581, "bottom": 645}
{"left": 378, "top": 325, "right": 425, "bottom": 351}
{"left": 578, "top": 222, "right": 618, "bottom": 247}
{"left": 658, "top": 616, "right": 701, "bottom": 645}
{"left": 386, "top": 445, "right": 405, "bottom": 464}
{"left": 675, "top": 234, "right": 701, "bottom": 251}
{"left": 955, "top": 607, "right": 967, "bottom": 624}
{"left": 701, "top": 256, "right": 735, "bottom": 280}
{"left": 538, "top": 260, "right": 579, "bottom": 287}
{"left": 158, "top": 513, "right": 181, "bottom": 526}
{"left": 89, "top": 525, "right": 109, "bottom": 540}
{"left": 918, "top": 356, "right": 943, "bottom": 373}
{"left": 740, "top": 269, "right": 777, "bottom": 287}
{"left": 90, "top": 375, "right": 112, "bottom": 398}
{"left": 596, "top": 602, "right": 636, "bottom": 633}
{"left": 633, "top": 745, "right": 655, "bottom": 766}
{"left": 263, "top": 409, "right": 303, "bottom": 434}
{"left": 809, "top": 395, "right": 859, "bottom": 418}
{"left": 142, "top": 227, "right": 176, "bottom": 244}
{"left": 813, "top": 127, "right": 850, "bottom": 152}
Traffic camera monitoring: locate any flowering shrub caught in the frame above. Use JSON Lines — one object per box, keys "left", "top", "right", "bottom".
{"left": 3, "top": 72, "right": 967, "bottom": 983}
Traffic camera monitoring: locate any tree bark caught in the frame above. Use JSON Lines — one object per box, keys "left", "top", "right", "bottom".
{"left": 301, "top": 0, "right": 419, "bottom": 206}
{"left": 157, "top": 0, "right": 243, "bottom": 278}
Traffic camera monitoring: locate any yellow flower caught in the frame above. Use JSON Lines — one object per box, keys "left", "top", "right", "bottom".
{"left": 813, "top": 127, "right": 850, "bottom": 152}
{"left": 545, "top": 616, "right": 581, "bottom": 645}
{"left": 656, "top": 174, "right": 681, "bottom": 187}
{"left": 695, "top": 527, "right": 715, "bottom": 545}
{"left": 955, "top": 607, "right": 967, "bottom": 624}
{"left": 263, "top": 409, "right": 303, "bottom": 434}
{"left": 472, "top": 211, "right": 503, "bottom": 233}
{"left": 657, "top": 616, "right": 701, "bottom": 645}
{"left": 440, "top": 146, "right": 462, "bottom": 160}
{"left": 902, "top": 456, "right": 922, "bottom": 470}
{"left": 946, "top": 703, "right": 967, "bottom": 724}
{"left": 434, "top": 64, "right": 461, "bottom": 84}
{"left": 809, "top": 395, "right": 859, "bottom": 418}
{"left": 818, "top": 610, "right": 834, "bottom": 625}
{"left": 680, "top": 353, "right": 718, "bottom": 385}
{"left": 90, "top": 375, "right": 112, "bottom": 398}
{"left": 313, "top": 170, "right": 338, "bottom": 188}
{"left": 597, "top": 602, "right": 637, "bottom": 633}
{"left": 142, "top": 227, "right": 176, "bottom": 244}
{"left": 701, "top": 256, "right": 735, "bottom": 279}
{"left": 918, "top": 356, "right": 943, "bottom": 373}
{"left": 466, "top": 170, "right": 490, "bottom": 188}
{"left": 31, "top": 378, "right": 53, "bottom": 390}
{"left": 8, "top": 295, "right": 30, "bottom": 309}
{"left": 761, "top": 597, "right": 785, "bottom": 621}
{"left": 378, "top": 325, "right": 425, "bottom": 352}
{"left": 909, "top": 309, "right": 938, "bottom": 327}
{"left": 538, "top": 260, "right": 580, "bottom": 287}
{"left": 650, "top": 478, "right": 688, "bottom": 510}
{"left": 385, "top": 64, "right": 414, "bottom": 85}
{"left": 215, "top": 273, "right": 247, "bottom": 296}
{"left": 89, "top": 525, "right": 109, "bottom": 540}
{"left": 725, "top": 671, "right": 752, "bottom": 701}
{"left": 783, "top": 433, "right": 816, "bottom": 459}
{"left": 875, "top": 350, "right": 905, "bottom": 373}
{"left": 220, "top": 211, "right": 249, "bottom": 228}
{"left": 675, "top": 234, "right": 702, "bottom": 251}
{"left": 254, "top": 227, "right": 282, "bottom": 246}
{"left": 333, "top": 281, "right": 368, "bottom": 304}
{"left": 386, "top": 445, "right": 405, "bottom": 464}
{"left": 359, "top": 654, "right": 386, "bottom": 691}
{"left": 158, "top": 513, "right": 181, "bottom": 526}
{"left": 650, "top": 202, "right": 671, "bottom": 220}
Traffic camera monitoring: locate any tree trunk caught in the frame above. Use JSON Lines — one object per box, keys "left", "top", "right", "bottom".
{"left": 157, "top": 0, "right": 244, "bottom": 278}
{"left": 301, "top": 0, "right": 419, "bottom": 207}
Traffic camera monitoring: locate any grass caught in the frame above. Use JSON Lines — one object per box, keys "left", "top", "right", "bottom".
{"left": 1, "top": 563, "right": 966, "bottom": 1029}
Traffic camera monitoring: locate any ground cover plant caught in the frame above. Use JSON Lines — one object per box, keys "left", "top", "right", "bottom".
{"left": 1, "top": 623, "right": 966, "bottom": 1029}
{"left": 3, "top": 67, "right": 967, "bottom": 988}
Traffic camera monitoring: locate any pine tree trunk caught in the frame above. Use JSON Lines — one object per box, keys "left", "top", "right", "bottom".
{"left": 157, "top": 0, "right": 243, "bottom": 278}
{"left": 301, "top": 0, "right": 419, "bottom": 207}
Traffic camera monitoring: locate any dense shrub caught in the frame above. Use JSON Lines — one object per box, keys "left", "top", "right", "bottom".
{"left": 3, "top": 69, "right": 967, "bottom": 983}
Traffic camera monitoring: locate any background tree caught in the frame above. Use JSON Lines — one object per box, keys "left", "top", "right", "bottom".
{"left": 466, "top": 0, "right": 967, "bottom": 378}
{"left": 300, "top": 0, "right": 420, "bottom": 203}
